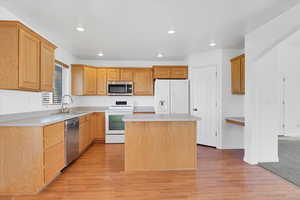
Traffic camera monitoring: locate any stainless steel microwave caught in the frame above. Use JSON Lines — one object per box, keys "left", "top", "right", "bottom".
{"left": 107, "top": 81, "right": 133, "bottom": 96}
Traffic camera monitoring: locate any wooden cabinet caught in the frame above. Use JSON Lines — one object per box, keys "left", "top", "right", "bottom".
{"left": 170, "top": 67, "right": 188, "bottom": 79}
{"left": 96, "top": 68, "right": 107, "bottom": 95}
{"left": 240, "top": 55, "right": 245, "bottom": 94}
{"left": 72, "top": 66, "right": 154, "bottom": 96}
{"left": 133, "top": 68, "right": 153, "bottom": 96}
{"left": 107, "top": 68, "right": 120, "bottom": 81}
{"left": 153, "top": 66, "right": 188, "bottom": 79}
{"left": 43, "top": 122, "right": 65, "bottom": 185}
{"left": 18, "top": 28, "right": 41, "bottom": 91}
{"left": 71, "top": 65, "right": 97, "bottom": 95}
{"left": 84, "top": 67, "right": 97, "bottom": 95}
{"left": 40, "top": 41, "right": 55, "bottom": 92}
{"left": 79, "top": 114, "right": 94, "bottom": 153}
{"left": 95, "top": 112, "right": 105, "bottom": 142}
{"left": 0, "top": 21, "right": 56, "bottom": 92}
{"left": 231, "top": 54, "right": 245, "bottom": 95}
{"left": 120, "top": 68, "right": 134, "bottom": 81}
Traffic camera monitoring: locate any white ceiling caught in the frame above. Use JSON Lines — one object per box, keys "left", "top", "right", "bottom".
{"left": 1, "top": 0, "right": 300, "bottom": 60}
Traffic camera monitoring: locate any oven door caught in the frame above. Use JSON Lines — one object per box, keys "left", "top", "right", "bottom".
{"left": 105, "top": 112, "right": 129, "bottom": 135}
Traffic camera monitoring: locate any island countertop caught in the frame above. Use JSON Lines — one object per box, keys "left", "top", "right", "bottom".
{"left": 123, "top": 114, "right": 201, "bottom": 122}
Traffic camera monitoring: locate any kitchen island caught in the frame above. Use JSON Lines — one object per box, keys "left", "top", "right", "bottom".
{"left": 123, "top": 114, "right": 200, "bottom": 171}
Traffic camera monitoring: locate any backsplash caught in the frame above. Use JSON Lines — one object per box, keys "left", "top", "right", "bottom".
{"left": 73, "top": 96, "right": 154, "bottom": 107}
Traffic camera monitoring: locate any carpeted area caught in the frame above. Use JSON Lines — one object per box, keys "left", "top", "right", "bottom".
{"left": 259, "top": 136, "right": 300, "bottom": 187}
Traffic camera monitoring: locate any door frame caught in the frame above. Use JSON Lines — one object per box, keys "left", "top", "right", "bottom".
{"left": 189, "top": 65, "right": 222, "bottom": 149}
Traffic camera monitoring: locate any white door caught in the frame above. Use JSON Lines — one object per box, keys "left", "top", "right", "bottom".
{"left": 154, "top": 80, "right": 170, "bottom": 114}
{"left": 191, "top": 66, "right": 217, "bottom": 147}
{"left": 170, "top": 80, "right": 189, "bottom": 114}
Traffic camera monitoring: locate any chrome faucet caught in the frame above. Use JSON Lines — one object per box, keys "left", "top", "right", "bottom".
{"left": 61, "top": 94, "right": 74, "bottom": 113}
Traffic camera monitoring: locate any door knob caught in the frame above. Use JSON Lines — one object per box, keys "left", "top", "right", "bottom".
{"left": 193, "top": 108, "right": 198, "bottom": 111}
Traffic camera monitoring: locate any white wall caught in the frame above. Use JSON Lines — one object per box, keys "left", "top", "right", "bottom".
{"left": 244, "top": 3, "right": 300, "bottom": 164}
{"left": 278, "top": 35, "right": 300, "bottom": 136}
{"left": 186, "top": 49, "right": 244, "bottom": 149}
{"left": 0, "top": 6, "right": 77, "bottom": 115}
{"left": 73, "top": 59, "right": 187, "bottom": 107}
{"left": 221, "top": 50, "right": 244, "bottom": 149}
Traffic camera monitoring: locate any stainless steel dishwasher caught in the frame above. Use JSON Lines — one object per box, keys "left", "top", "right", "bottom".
{"left": 64, "top": 117, "right": 79, "bottom": 166}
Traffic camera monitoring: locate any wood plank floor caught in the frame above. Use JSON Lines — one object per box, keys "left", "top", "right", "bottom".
{"left": 5, "top": 144, "right": 300, "bottom": 200}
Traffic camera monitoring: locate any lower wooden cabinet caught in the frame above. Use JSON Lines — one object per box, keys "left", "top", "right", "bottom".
{"left": 43, "top": 122, "right": 65, "bottom": 185}
{"left": 95, "top": 112, "right": 105, "bottom": 142}
{"left": 0, "top": 113, "right": 104, "bottom": 195}
{"left": 44, "top": 142, "right": 65, "bottom": 184}
{"left": 79, "top": 114, "right": 98, "bottom": 153}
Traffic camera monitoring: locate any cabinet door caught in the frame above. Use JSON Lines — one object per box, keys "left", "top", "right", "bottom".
{"left": 83, "top": 67, "right": 97, "bottom": 95}
{"left": 43, "top": 122, "right": 65, "bottom": 185}
{"left": 79, "top": 122, "right": 87, "bottom": 153}
{"left": 0, "top": 22, "right": 19, "bottom": 90}
{"left": 120, "top": 69, "right": 133, "bottom": 81}
{"left": 96, "top": 68, "right": 107, "bottom": 95}
{"left": 107, "top": 68, "right": 120, "bottom": 81}
{"left": 170, "top": 67, "right": 188, "bottom": 79}
{"left": 153, "top": 67, "right": 170, "bottom": 79}
{"left": 19, "top": 28, "right": 40, "bottom": 90}
{"left": 231, "top": 58, "right": 241, "bottom": 94}
{"left": 40, "top": 42, "right": 55, "bottom": 92}
{"left": 95, "top": 112, "right": 105, "bottom": 141}
{"left": 240, "top": 55, "right": 245, "bottom": 94}
{"left": 133, "top": 69, "right": 153, "bottom": 96}
{"left": 90, "top": 113, "right": 97, "bottom": 142}
{"left": 44, "top": 142, "right": 65, "bottom": 184}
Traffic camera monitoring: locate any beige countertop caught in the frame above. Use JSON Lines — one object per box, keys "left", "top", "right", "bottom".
{"left": 0, "top": 106, "right": 155, "bottom": 127}
{"left": 123, "top": 114, "right": 201, "bottom": 122}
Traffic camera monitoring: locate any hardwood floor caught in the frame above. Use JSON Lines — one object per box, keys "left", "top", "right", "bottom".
{"left": 4, "top": 144, "right": 300, "bottom": 200}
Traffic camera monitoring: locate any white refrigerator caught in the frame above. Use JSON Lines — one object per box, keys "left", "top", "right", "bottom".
{"left": 154, "top": 79, "right": 189, "bottom": 114}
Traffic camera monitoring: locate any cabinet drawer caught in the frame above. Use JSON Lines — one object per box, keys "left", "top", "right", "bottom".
{"left": 44, "top": 142, "right": 65, "bottom": 184}
{"left": 44, "top": 122, "right": 64, "bottom": 149}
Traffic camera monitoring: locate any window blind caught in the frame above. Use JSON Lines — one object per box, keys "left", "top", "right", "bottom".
{"left": 42, "top": 65, "right": 63, "bottom": 105}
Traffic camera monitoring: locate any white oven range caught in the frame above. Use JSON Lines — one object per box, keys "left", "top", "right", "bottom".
{"left": 105, "top": 101, "right": 133, "bottom": 143}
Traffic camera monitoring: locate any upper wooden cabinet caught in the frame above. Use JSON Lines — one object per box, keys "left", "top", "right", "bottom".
{"left": 18, "top": 28, "right": 41, "bottom": 90}
{"left": 153, "top": 66, "right": 188, "bottom": 79}
{"left": 107, "top": 68, "right": 120, "bottom": 81}
{"left": 84, "top": 67, "right": 97, "bottom": 95}
{"left": 231, "top": 54, "right": 245, "bottom": 95}
{"left": 40, "top": 41, "right": 55, "bottom": 92}
{"left": 71, "top": 65, "right": 97, "bottom": 96}
{"left": 96, "top": 68, "right": 107, "bottom": 95}
{"left": 133, "top": 68, "right": 153, "bottom": 96}
{"left": 0, "top": 21, "right": 56, "bottom": 92}
{"left": 120, "top": 68, "right": 134, "bottom": 81}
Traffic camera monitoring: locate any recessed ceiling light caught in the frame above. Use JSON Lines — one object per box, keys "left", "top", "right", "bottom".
{"left": 168, "top": 29, "right": 176, "bottom": 34}
{"left": 98, "top": 51, "right": 104, "bottom": 57}
{"left": 209, "top": 42, "right": 217, "bottom": 47}
{"left": 76, "top": 26, "right": 85, "bottom": 32}
{"left": 157, "top": 53, "right": 164, "bottom": 58}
